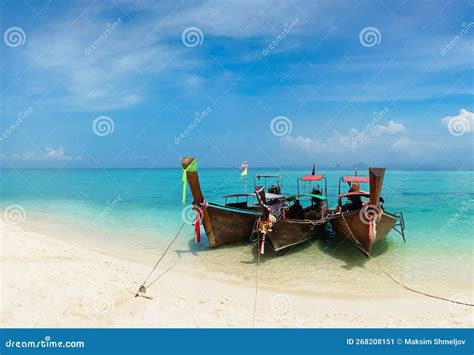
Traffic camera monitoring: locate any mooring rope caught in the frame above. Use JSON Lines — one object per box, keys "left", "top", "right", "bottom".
{"left": 340, "top": 213, "right": 474, "bottom": 307}
{"left": 135, "top": 221, "right": 186, "bottom": 297}
{"left": 252, "top": 242, "right": 261, "bottom": 328}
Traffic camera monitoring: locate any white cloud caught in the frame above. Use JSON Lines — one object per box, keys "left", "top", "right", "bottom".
{"left": 17, "top": 147, "right": 82, "bottom": 161}
{"left": 280, "top": 133, "right": 345, "bottom": 153}
{"left": 385, "top": 120, "right": 407, "bottom": 134}
{"left": 281, "top": 120, "right": 407, "bottom": 154}
{"left": 368, "top": 120, "right": 406, "bottom": 137}
{"left": 441, "top": 109, "right": 474, "bottom": 133}
{"left": 24, "top": 8, "right": 198, "bottom": 111}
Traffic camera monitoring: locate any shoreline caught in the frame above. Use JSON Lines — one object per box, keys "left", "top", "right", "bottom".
{"left": 1, "top": 221, "right": 472, "bottom": 328}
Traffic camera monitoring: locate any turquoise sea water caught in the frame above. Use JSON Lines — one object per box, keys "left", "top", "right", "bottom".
{"left": 1, "top": 169, "right": 472, "bottom": 296}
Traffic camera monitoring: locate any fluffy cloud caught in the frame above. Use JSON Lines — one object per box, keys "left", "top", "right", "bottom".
{"left": 441, "top": 109, "right": 474, "bottom": 134}
{"left": 360, "top": 120, "right": 406, "bottom": 137}
{"left": 281, "top": 120, "right": 407, "bottom": 153}
{"left": 16, "top": 147, "right": 82, "bottom": 161}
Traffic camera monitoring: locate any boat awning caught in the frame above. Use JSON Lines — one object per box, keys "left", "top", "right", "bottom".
{"left": 304, "top": 193, "right": 327, "bottom": 200}
{"left": 338, "top": 191, "right": 370, "bottom": 198}
{"left": 343, "top": 176, "right": 369, "bottom": 183}
{"left": 264, "top": 192, "right": 283, "bottom": 200}
{"left": 224, "top": 192, "right": 283, "bottom": 200}
{"left": 301, "top": 174, "right": 324, "bottom": 181}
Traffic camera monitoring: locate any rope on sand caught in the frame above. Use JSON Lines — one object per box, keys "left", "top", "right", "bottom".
{"left": 341, "top": 213, "right": 473, "bottom": 307}
{"left": 135, "top": 221, "right": 186, "bottom": 298}
{"left": 252, "top": 245, "right": 261, "bottom": 328}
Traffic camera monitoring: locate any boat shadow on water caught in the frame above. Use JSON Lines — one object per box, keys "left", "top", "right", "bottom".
{"left": 173, "top": 232, "right": 392, "bottom": 269}
{"left": 315, "top": 236, "right": 390, "bottom": 270}
{"left": 174, "top": 238, "right": 251, "bottom": 258}
{"left": 175, "top": 237, "right": 315, "bottom": 265}
{"left": 241, "top": 240, "right": 315, "bottom": 265}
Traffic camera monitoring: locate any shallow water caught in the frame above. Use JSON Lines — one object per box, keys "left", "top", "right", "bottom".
{"left": 1, "top": 168, "right": 472, "bottom": 296}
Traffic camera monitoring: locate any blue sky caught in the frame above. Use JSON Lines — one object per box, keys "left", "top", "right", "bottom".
{"left": 0, "top": 0, "right": 473, "bottom": 169}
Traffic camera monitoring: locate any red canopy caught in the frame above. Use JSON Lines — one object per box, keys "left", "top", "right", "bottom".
{"left": 301, "top": 174, "right": 324, "bottom": 181}
{"left": 343, "top": 176, "right": 369, "bottom": 183}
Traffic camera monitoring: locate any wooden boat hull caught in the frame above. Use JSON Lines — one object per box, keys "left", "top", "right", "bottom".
{"left": 267, "top": 218, "right": 328, "bottom": 252}
{"left": 330, "top": 210, "right": 398, "bottom": 255}
{"left": 205, "top": 202, "right": 261, "bottom": 247}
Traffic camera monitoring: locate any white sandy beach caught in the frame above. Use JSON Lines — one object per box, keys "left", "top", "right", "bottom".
{"left": 0, "top": 220, "right": 472, "bottom": 328}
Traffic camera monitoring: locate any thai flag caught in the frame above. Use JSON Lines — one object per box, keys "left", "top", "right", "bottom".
{"left": 241, "top": 161, "right": 248, "bottom": 169}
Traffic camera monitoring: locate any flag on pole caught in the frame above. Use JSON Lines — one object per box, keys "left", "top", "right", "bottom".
{"left": 240, "top": 160, "right": 248, "bottom": 179}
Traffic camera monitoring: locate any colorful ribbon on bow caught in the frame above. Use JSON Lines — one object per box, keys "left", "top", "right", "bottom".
{"left": 257, "top": 214, "right": 276, "bottom": 255}
{"left": 182, "top": 159, "right": 198, "bottom": 204}
{"left": 192, "top": 200, "right": 207, "bottom": 243}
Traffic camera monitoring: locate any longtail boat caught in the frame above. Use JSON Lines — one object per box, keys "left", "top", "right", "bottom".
{"left": 330, "top": 168, "right": 405, "bottom": 256}
{"left": 253, "top": 172, "right": 329, "bottom": 254}
{"left": 181, "top": 157, "right": 282, "bottom": 247}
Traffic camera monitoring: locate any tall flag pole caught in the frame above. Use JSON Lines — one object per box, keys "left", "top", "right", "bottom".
{"left": 240, "top": 160, "right": 248, "bottom": 193}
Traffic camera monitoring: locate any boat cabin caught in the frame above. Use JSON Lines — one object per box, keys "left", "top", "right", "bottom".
{"left": 223, "top": 174, "right": 284, "bottom": 210}
{"left": 337, "top": 174, "right": 384, "bottom": 211}
{"left": 254, "top": 174, "right": 282, "bottom": 195}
